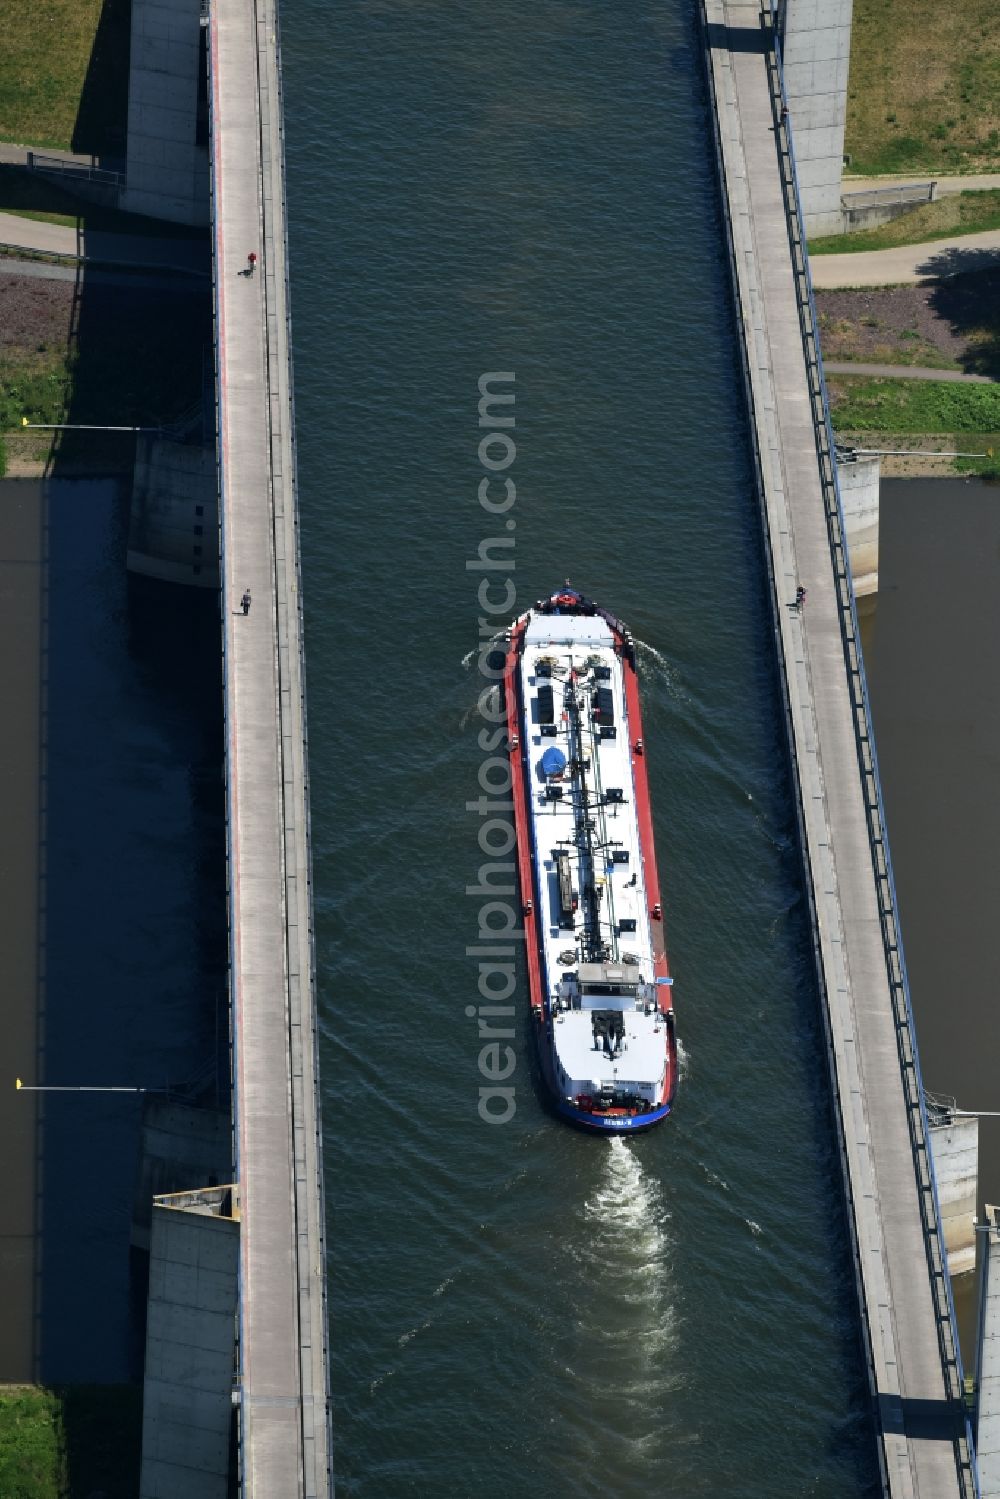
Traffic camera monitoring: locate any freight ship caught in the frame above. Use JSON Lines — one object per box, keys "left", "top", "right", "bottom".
{"left": 504, "top": 588, "right": 678, "bottom": 1131}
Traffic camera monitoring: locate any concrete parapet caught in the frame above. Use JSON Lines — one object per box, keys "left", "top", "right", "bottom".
{"left": 140, "top": 1186, "right": 240, "bottom": 1499}
{"left": 779, "top": 0, "right": 853, "bottom": 236}
{"left": 842, "top": 182, "right": 937, "bottom": 233}
{"left": 928, "top": 1111, "right": 979, "bottom": 1278}
{"left": 702, "top": 2, "right": 973, "bottom": 1490}
{"left": 836, "top": 451, "right": 879, "bottom": 595}
{"left": 132, "top": 1099, "right": 232, "bottom": 1253}
{"left": 128, "top": 437, "right": 219, "bottom": 588}
{"left": 124, "top": 0, "right": 210, "bottom": 224}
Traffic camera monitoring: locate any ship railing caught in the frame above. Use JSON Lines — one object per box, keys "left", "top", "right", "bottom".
{"left": 759, "top": 5, "right": 977, "bottom": 1493}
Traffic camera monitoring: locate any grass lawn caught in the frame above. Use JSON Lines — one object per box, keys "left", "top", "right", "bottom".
{"left": 830, "top": 376, "right": 1000, "bottom": 474}
{"left": 0, "top": 1384, "right": 140, "bottom": 1499}
{"left": 810, "top": 191, "right": 1000, "bottom": 256}
{"left": 0, "top": 1387, "right": 62, "bottom": 1498}
{"left": 846, "top": 0, "right": 1000, "bottom": 175}
{"left": 821, "top": 332, "right": 959, "bottom": 371}
{"left": 0, "top": 0, "right": 130, "bottom": 155}
{"left": 828, "top": 374, "right": 1000, "bottom": 432}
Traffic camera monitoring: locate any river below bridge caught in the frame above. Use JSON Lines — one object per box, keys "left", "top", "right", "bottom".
{"left": 862, "top": 475, "right": 1000, "bottom": 1355}
{"left": 283, "top": 0, "right": 879, "bottom": 1493}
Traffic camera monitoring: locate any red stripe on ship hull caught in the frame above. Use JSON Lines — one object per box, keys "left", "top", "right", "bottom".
{"left": 505, "top": 623, "right": 547, "bottom": 1028}
{"left": 621, "top": 639, "right": 677, "bottom": 1107}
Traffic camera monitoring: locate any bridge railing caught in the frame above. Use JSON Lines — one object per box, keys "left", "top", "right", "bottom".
{"left": 696, "top": 13, "right": 892, "bottom": 1488}
{"left": 26, "top": 152, "right": 125, "bottom": 205}
{"left": 841, "top": 181, "right": 937, "bottom": 213}
{"left": 760, "top": 8, "right": 977, "bottom": 1494}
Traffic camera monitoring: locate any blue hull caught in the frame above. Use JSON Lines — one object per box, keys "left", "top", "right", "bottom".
{"left": 551, "top": 1096, "right": 673, "bottom": 1132}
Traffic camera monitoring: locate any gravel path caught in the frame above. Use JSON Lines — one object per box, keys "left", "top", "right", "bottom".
{"left": 823, "top": 360, "right": 995, "bottom": 383}
{"left": 809, "top": 229, "right": 1000, "bottom": 287}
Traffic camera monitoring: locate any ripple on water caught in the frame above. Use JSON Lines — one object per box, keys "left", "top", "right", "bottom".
{"left": 285, "top": 0, "right": 880, "bottom": 1492}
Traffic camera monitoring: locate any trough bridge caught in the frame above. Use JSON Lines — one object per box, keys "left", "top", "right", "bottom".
{"left": 702, "top": 3, "right": 976, "bottom": 1494}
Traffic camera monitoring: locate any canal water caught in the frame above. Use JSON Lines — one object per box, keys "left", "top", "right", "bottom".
{"left": 283, "top": 1, "right": 878, "bottom": 1494}
{"left": 0, "top": 476, "right": 225, "bottom": 1382}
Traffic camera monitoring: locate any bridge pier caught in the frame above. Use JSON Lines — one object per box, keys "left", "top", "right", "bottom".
{"left": 776, "top": 0, "right": 854, "bottom": 236}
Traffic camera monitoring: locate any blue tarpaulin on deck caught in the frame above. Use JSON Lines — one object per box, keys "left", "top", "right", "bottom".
{"left": 541, "top": 746, "right": 567, "bottom": 778}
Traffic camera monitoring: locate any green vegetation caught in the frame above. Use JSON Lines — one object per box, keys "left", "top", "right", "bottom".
{"left": 830, "top": 376, "right": 1000, "bottom": 475}
{"left": 0, "top": 352, "right": 74, "bottom": 432}
{"left": 846, "top": 0, "right": 1000, "bottom": 175}
{"left": 956, "top": 447, "right": 1000, "bottom": 479}
{"left": 0, "top": 432, "right": 7, "bottom": 477}
{"left": 0, "top": 0, "right": 130, "bottom": 155}
{"left": 810, "top": 191, "right": 1000, "bottom": 255}
{"left": 828, "top": 374, "right": 1000, "bottom": 432}
{"left": 0, "top": 1384, "right": 140, "bottom": 1498}
{"left": 0, "top": 1387, "right": 62, "bottom": 1498}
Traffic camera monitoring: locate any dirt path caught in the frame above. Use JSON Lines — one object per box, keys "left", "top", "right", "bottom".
{"left": 0, "top": 210, "right": 208, "bottom": 276}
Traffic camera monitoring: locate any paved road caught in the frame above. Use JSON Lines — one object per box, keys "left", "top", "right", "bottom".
{"left": 0, "top": 141, "right": 121, "bottom": 170}
{"left": 706, "top": 2, "right": 971, "bottom": 1493}
{"left": 843, "top": 172, "right": 1000, "bottom": 196}
{"left": 810, "top": 228, "right": 1000, "bottom": 287}
{"left": 824, "top": 361, "right": 995, "bottom": 383}
{"left": 0, "top": 209, "right": 208, "bottom": 275}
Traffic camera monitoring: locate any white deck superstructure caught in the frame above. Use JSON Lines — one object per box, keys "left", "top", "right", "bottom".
{"left": 520, "top": 614, "right": 670, "bottom": 1110}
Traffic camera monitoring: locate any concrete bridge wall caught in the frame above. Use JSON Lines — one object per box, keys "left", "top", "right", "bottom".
{"left": 778, "top": 0, "right": 853, "bottom": 236}
{"left": 124, "top": 0, "right": 210, "bottom": 224}
{"left": 930, "top": 1114, "right": 979, "bottom": 1279}
{"left": 837, "top": 453, "right": 879, "bottom": 595}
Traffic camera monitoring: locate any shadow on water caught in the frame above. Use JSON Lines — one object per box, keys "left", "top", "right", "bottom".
{"left": 34, "top": 492, "right": 227, "bottom": 1383}
{"left": 61, "top": 1383, "right": 143, "bottom": 1498}
{"left": 71, "top": 0, "right": 132, "bottom": 162}
{"left": 0, "top": 226, "right": 222, "bottom": 1388}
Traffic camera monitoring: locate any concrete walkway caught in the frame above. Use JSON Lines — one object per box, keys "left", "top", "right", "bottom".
{"left": 824, "top": 361, "right": 995, "bottom": 383}
{"left": 210, "top": 0, "right": 330, "bottom": 1494}
{"left": 0, "top": 209, "right": 208, "bottom": 275}
{"left": 810, "top": 228, "right": 1000, "bottom": 287}
{"left": 844, "top": 172, "right": 1000, "bottom": 196}
{"left": 704, "top": 3, "right": 972, "bottom": 1494}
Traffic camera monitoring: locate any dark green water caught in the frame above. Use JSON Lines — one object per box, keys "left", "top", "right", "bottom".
{"left": 283, "top": 1, "right": 879, "bottom": 1493}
